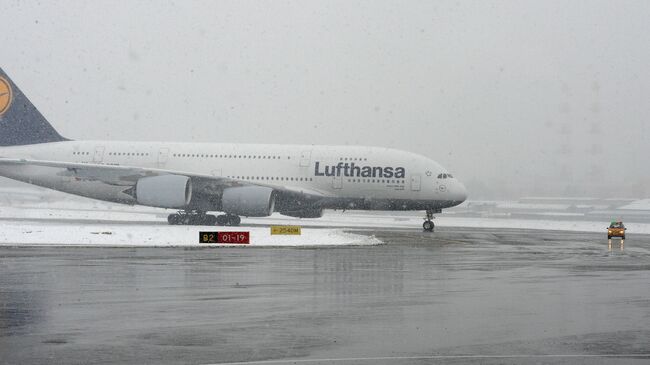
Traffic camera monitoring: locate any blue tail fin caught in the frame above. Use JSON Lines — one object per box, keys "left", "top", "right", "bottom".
{"left": 0, "top": 67, "right": 69, "bottom": 146}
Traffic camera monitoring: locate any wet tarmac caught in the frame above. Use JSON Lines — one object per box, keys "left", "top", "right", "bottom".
{"left": 1, "top": 227, "right": 650, "bottom": 364}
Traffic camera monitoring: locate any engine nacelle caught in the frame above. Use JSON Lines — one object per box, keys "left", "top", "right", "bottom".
{"left": 221, "top": 186, "right": 275, "bottom": 217}
{"left": 279, "top": 208, "right": 323, "bottom": 218}
{"left": 136, "top": 175, "right": 192, "bottom": 208}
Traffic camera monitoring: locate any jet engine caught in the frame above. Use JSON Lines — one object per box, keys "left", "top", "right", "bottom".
{"left": 136, "top": 175, "right": 192, "bottom": 208}
{"left": 221, "top": 186, "right": 276, "bottom": 217}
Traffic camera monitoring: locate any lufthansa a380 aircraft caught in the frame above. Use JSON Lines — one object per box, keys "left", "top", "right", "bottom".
{"left": 0, "top": 68, "right": 466, "bottom": 231}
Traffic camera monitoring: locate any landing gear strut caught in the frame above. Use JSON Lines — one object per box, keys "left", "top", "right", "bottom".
{"left": 167, "top": 211, "right": 241, "bottom": 226}
{"left": 423, "top": 209, "right": 435, "bottom": 232}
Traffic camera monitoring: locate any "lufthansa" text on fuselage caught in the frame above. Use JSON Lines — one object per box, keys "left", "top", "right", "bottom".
{"left": 314, "top": 161, "right": 406, "bottom": 178}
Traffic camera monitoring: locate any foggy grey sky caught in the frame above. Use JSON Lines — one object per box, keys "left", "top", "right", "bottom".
{"left": 2, "top": 1, "right": 650, "bottom": 198}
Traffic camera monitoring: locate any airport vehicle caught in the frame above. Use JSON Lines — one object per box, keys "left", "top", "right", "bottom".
{"left": 607, "top": 221, "right": 626, "bottom": 240}
{"left": 0, "top": 67, "right": 466, "bottom": 230}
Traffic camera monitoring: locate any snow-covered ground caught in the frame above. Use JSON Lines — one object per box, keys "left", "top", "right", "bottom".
{"left": 0, "top": 221, "right": 381, "bottom": 247}
{"left": 439, "top": 216, "right": 650, "bottom": 234}
{"left": 0, "top": 187, "right": 385, "bottom": 247}
{"left": 1, "top": 204, "right": 646, "bottom": 234}
{"left": 620, "top": 199, "right": 650, "bottom": 210}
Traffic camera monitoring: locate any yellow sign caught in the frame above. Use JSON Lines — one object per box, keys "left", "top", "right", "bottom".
{"left": 270, "top": 226, "right": 302, "bottom": 235}
{"left": 0, "top": 77, "right": 12, "bottom": 116}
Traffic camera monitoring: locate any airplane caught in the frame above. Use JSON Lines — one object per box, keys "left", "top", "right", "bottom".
{"left": 0, "top": 67, "right": 466, "bottom": 231}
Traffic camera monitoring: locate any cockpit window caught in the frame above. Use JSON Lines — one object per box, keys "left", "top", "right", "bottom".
{"left": 437, "top": 174, "right": 443, "bottom": 179}
{"left": 448, "top": 174, "right": 453, "bottom": 178}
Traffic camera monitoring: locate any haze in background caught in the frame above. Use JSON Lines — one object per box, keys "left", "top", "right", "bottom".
{"left": 1, "top": 1, "right": 649, "bottom": 199}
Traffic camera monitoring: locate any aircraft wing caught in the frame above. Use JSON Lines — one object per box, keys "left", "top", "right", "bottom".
{"left": 0, "top": 158, "right": 332, "bottom": 198}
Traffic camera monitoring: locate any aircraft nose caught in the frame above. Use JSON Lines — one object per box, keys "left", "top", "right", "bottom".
{"left": 453, "top": 182, "right": 468, "bottom": 203}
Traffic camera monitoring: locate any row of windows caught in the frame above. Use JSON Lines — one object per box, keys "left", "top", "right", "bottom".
{"left": 174, "top": 154, "right": 290, "bottom": 160}
{"left": 72, "top": 151, "right": 151, "bottom": 156}
{"left": 228, "top": 176, "right": 313, "bottom": 182}
{"left": 109, "top": 152, "right": 150, "bottom": 156}
{"left": 437, "top": 173, "right": 453, "bottom": 179}
{"left": 339, "top": 157, "right": 368, "bottom": 161}
{"left": 347, "top": 179, "right": 405, "bottom": 184}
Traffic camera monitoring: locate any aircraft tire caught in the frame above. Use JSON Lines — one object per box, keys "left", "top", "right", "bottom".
{"left": 216, "top": 215, "right": 228, "bottom": 226}
{"left": 228, "top": 215, "right": 241, "bottom": 226}
{"left": 423, "top": 220, "right": 434, "bottom": 232}
{"left": 203, "top": 214, "right": 217, "bottom": 226}
{"left": 168, "top": 214, "right": 180, "bottom": 225}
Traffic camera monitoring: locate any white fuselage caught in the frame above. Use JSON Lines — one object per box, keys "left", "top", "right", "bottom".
{"left": 0, "top": 141, "right": 467, "bottom": 212}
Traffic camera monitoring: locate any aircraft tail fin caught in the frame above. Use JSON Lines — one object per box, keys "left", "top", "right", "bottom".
{"left": 0, "top": 67, "right": 69, "bottom": 146}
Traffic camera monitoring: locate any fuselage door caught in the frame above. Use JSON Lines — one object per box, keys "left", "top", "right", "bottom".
{"left": 93, "top": 146, "right": 105, "bottom": 163}
{"left": 158, "top": 148, "right": 170, "bottom": 168}
{"left": 300, "top": 150, "right": 312, "bottom": 167}
{"left": 332, "top": 176, "right": 342, "bottom": 189}
{"left": 411, "top": 174, "right": 421, "bottom": 191}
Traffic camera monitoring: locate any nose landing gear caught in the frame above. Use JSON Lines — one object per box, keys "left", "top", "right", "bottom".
{"left": 423, "top": 209, "right": 436, "bottom": 232}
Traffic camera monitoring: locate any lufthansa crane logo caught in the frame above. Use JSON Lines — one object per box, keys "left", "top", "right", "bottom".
{"left": 0, "top": 77, "right": 12, "bottom": 116}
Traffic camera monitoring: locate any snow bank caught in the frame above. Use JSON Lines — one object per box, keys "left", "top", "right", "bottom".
{"left": 0, "top": 222, "right": 382, "bottom": 247}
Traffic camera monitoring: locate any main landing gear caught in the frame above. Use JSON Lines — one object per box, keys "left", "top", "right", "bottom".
{"left": 167, "top": 211, "right": 241, "bottom": 226}
{"left": 423, "top": 209, "right": 435, "bottom": 232}
{"left": 215, "top": 214, "right": 241, "bottom": 226}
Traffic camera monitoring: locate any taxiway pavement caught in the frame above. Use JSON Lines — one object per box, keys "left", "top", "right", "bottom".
{"left": 1, "top": 227, "right": 650, "bottom": 364}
